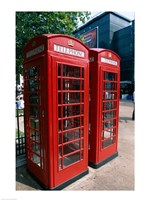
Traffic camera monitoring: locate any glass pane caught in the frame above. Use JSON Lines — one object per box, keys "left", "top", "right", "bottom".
{"left": 103, "top": 101, "right": 117, "bottom": 110}
{"left": 103, "top": 92, "right": 117, "bottom": 100}
{"left": 103, "top": 110, "right": 116, "bottom": 120}
{"left": 80, "top": 150, "right": 84, "bottom": 160}
{"left": 28, "top": 66, "right": 39, "bottom": 78}
{"left": 102, "top": 136, "right": 116, "bottom": 148}
{"left": 59, "top": 146, "right": 63, "bottom": 156}
{"left": 63, "top": 92, "right": 82, "bottom": 104}
{"left": 63, "top": 79, "right": 81, "bottom": 90}
{"left": 63, "top": 129, "right": 80, "bottom": 142}
{"left": 63, "top": 117, "right": 80, "bottom": 130}
{"left": 32, "top": 142, "right": 40, "bottom": 155}
{"left": 58, "top": 92, "right": 61, "bottom": 104}
{"left": 63, "top": 105, "right": 82, "bottom": 117}
{"left": 30, "top": 130, "right": 40, "bottom": 143}
{"left": 32, "top": 154, "right": 41, "bottom": 166}
{"left": 63, "top": 65, "right": 80, "bottom": 78}
{"left": 103, "top": 119, "right": 116, "bottom": 129}
{"left": 58, "top": 64, "right": 61, "bottom": 76}
{"left": 64, "top": 141, "right": 80, "bottom": 155}
{"left": 58, "top": 120, "right": 62, "bottom": 131}
{"left": 105, "top": 72, "right": 116, "bottom": 81}
{"left": 103, "top": 129, "right": 113, "bottom": 138}
{"left": 102, "top": 139, "right": 113, "bottom": 148}
{"left": 30, "top": 118, "right": 39, "bottom": 130}
{"left": 58, "top": 78, "right": 61, "bottom": 90}
{"left": 29, "top": 93, "right": 39, "bottom": 104}
{"left": 80, "top": 139, "right": 84, "bottom": 149}
{"left": 104, "top": 82, "right": 117, "bottom": 90}
{"left": 30, "top": 106, "right": 38, "bottom": 117}
{"left": 82, "top": 68, "right": 84, "bottom": 78}
{"left": 64, "top": 152, "right": 80, "bottom": 167}
{"left": 59, "top": 158, "right": 63, "bottom": 169}
{"left": 58, "top": 107, "right": 62, "bottom": 118}
{"left": 58, "top": 133, "right": 62, "bottom": 144}
{"left": 29, "top": 80, "right": 39, "bottom": 92}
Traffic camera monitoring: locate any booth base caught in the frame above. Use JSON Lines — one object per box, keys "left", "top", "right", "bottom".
{"left": 50, "top": 169, "right": 89, "bottom": 190}
{"left": 88, "top": 152, "right": 118, "bottom": 169}
{"left": 27, "top": 168, "right": 89, "bottom": 190}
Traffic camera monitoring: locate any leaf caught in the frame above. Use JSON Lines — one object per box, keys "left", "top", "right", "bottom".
{"left": 16, "top": 12, "right": 90, "bottom": 82}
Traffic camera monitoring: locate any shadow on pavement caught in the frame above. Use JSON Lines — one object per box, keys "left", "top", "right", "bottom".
{"left": 16, "top": 165, "right": 42, "bottom": 190}
{"left": 119, "top": 116, "right": 133, "bottom": 122}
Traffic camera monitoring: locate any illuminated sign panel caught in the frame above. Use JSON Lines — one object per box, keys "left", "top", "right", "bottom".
{"left": 26, "top": 45, "right": 44, "bottom": 58}
{"left": 101, "top": 57, "right": 118, "bottom": 66}
{"left": 54, "top": 44, "right": 85, "bottom": 58}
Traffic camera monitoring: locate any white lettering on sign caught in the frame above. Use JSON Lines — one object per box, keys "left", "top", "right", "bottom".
{"left": 26, "top": 45, "right": 44, "bottom": 58}
{"left": 54, "top": 44, "right": 85, "bottom": 58}
{"left": 101, "top": 57, "right": 117, "bottom": 66}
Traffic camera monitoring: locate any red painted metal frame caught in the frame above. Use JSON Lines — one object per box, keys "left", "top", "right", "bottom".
{"left": 89, "top": 48, "right": 120, "bottom": 168}
{"left": 23, "top": 34, "right": 89, "bottom": 189}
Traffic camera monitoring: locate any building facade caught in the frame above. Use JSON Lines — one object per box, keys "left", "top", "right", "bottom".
{"left": 74, "top": 12, "right": 135, "bottom": 83}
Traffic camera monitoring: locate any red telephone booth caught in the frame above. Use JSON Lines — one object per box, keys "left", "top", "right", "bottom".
{"left": 89, "top": 48, "right": 120, "bottom": 168}
{"left": 23, "top": 34, "right": 89, "bottom": 189}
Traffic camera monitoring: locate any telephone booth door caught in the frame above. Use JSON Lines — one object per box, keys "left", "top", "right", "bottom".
{"left": 89, "top": 48, "right": 120, "bottom": 168}
{"left": 52, "top": 56, "right": 89, "bottom": 188}
{"left": 23, "top": 34, "right": 89, "bottom": 189}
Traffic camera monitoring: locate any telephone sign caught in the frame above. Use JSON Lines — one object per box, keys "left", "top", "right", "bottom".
{"left": 101, "top": 57, "right": 118, "bottom": 65}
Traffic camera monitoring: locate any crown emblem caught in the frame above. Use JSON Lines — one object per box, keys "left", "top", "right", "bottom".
{"left": 68, "top": 40, "right": 74, "bottom": 47}
{"left": 108, "top": 52, "right": 112, "bottom": 58}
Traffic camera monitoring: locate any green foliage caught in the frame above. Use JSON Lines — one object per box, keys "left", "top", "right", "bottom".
{"left": 16, "top": 12, "right": 91, "bottom": 81}
{"left": 16, "top": 129, "right": 24, "bottom": 138}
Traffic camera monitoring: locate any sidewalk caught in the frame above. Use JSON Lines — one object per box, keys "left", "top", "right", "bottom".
{"left": 16, "top": 101, "right": 134, "bottom": 190}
